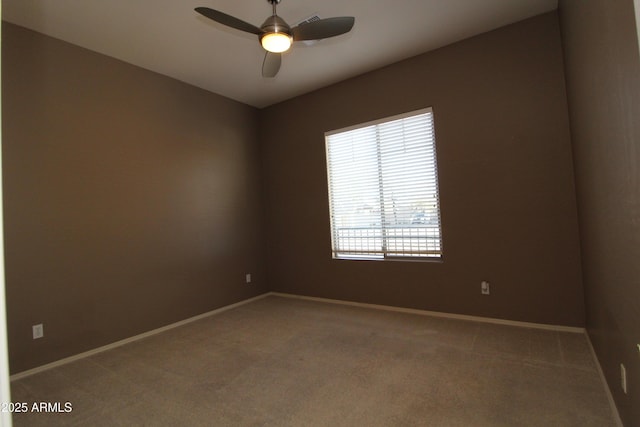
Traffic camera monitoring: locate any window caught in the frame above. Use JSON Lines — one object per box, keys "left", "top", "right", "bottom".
{"left": 325, "top": 107, "right": 443, "bottom": 260}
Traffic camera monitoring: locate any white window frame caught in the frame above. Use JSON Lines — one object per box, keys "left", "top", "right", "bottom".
{"left": 325, "top": 107, "right": 443, "bottom": 261}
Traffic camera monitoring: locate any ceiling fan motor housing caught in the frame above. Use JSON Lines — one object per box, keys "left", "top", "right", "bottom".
{"left": 261, "top": 14, "right": 291, "bottom": 36}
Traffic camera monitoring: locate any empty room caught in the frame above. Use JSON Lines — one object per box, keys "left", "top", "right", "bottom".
{"left": 1, "top": 0, "right": 639, "bottom": 425}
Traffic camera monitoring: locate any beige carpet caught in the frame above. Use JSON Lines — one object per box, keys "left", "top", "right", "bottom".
{"left": 10, "top": 295, "right": 616, "bottom": 426}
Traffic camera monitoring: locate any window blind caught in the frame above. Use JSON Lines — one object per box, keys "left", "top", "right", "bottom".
{"left": 325, "top": 108, "right": 442, "bottom": 259}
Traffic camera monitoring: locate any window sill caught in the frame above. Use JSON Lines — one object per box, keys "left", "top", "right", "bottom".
{"left": 332, "top": 256, "right": 443, "bottom": 263}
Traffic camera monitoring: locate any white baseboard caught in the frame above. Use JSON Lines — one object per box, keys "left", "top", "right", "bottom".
{"left": 270, "top": 292, "right": 586, "bottom": 333}
{"left": 10, "top": 292, "right": 271, "bottom": 381}
{"left": 585, "top": 333, "right": 624, "bottom": 427}
{"left": 11, "top": 290, "right": 587, "bottom": 381}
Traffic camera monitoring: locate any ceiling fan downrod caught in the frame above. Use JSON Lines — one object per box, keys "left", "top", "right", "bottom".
{"left": 267, "top": 0, "right": 281, "bottom": 16}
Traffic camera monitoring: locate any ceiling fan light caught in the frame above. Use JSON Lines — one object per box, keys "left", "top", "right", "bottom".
{"left": 261, "top": 32, "right": 292, "bottom": 53}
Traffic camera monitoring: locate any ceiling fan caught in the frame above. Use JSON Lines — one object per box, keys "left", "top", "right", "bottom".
{"left": 195, "top": 0, "right": 355, "bottom": 78}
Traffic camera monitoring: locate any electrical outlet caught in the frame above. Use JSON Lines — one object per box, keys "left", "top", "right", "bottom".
{"left": 481, "top": 281, "right": 490, "bottom": 295}
{"left": 32, "top": 324, "right": 44, "bottom": 339}
{"left": 621, "top": 363, "right": 627, "bottom": 394}
{"left": 245, "top": 273, "right": 252, "bottom": 284}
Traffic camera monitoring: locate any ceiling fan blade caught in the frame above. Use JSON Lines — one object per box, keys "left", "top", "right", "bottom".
{"left": 195, "top": 7, "right": 261, "bottom": 35}
{"left": 262, "top": 52, "right": 282, "bottom": 78}
{"left": 292, "top": 17, "right": 355, "bottom": 41}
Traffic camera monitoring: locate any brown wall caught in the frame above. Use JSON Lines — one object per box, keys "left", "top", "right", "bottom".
{"left": 2, "top": 23, "right": 267, "bottom": 373}
{"left": 260, "top": 12, "right": 585, "bottom": 326}
{"left": 560, "top": 1, "right": 640, "bottom": 425}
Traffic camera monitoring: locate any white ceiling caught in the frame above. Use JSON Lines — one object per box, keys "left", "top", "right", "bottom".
{"left": 2, "top": 0, "right": 558, "bottom": 108}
